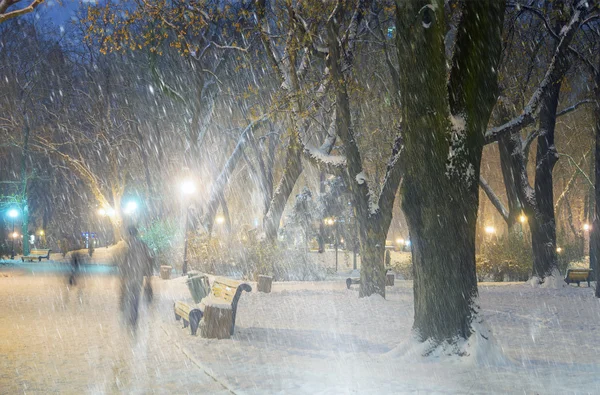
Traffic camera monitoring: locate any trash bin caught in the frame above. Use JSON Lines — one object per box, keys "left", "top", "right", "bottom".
{"left": 186, "top": 274, "right": 210, "bottom": 303}
{"left": 160, "top": 265, "right": 172, "bottom": 280}
{"left": 187, "top": 270, "right": 201, "bottom": 278}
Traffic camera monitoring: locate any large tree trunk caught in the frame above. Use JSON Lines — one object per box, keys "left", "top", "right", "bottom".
{"left": 20, "top": 123, "right": 30, "bottom": 256}
{"left": 530, "top": 68, "right": 562, "bottom": 279}
{"left": 263, "top": 136, "right": 303, "bottom": 241}
{"left": 406, "top": 192, "right": 479, "bottom": 341}
{"left": 358, "top": 219, "right": 386, "bottom": 297}
{"left": 592, "top": 74, "right": 600, "bottom": 298}
{"left": 498, "top": 134, "right": 522, "bottom": 228}
{"left": 318, "top": 172, "right": 326, "bottom": 253}
{"left": 396, "top": 0, "right": 504, "bottom": 346}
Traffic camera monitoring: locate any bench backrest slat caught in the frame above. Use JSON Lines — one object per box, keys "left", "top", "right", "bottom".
{"left": 211, "top": 280, "right": 238, "bottom": 302}
{"left": 30, "top": 249, "right": 50, "bottom": 255}
{"left": 565, "top": 269, "right": 592, "bottom": 280}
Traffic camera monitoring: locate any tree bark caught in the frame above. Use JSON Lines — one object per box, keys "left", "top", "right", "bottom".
{"left": 20, "top": 122, "right": 30, "bottom": 256}
{"left": 397, "top": 0, "right": 504, "bottom": 346}
{"left": 498, "top": 133, "right": 522, "bottom": 228}
{"left": 318, "top": 172, "right": 326, "bottom": 253}
{"left": 528, "top": 1, "right": 572, "bottom": 278}
{"left": 592, "top": 71, "right": 600, "bottom": 297}
{"left": 357, "top": 218, "right": 387, "bottom": 298}
{"left": 263, "top": 135, "right": 303, "bottom": 241}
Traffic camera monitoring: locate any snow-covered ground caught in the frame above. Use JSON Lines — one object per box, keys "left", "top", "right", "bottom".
{"left": 0, "top": 266, "right": 598, "bottom": 393}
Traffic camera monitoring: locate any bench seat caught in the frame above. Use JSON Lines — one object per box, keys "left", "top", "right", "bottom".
{"left": 21, "top": 249, "right": 51, "bottom": 262}
{"left": 564, "top": 269, "right": 593, "bottom": 287}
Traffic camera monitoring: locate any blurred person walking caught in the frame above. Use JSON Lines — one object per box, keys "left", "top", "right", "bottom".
{"left": 68, "top": 251, "right": 84, "bottom": 286}
{"left": 117, "top": 225, "right": 154, "bottom": 332}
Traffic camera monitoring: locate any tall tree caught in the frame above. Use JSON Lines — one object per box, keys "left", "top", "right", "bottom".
{"left": 396, "top": 0, "right": 505, "bottom": 348}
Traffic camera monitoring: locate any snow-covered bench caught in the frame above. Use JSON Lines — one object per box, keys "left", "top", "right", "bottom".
{"left": 347, "top": 269, "right": 395, "bottom": 289}
{"left": 174, "top": 277, "right": 252, "bottom": 336}
{"left": 21, "top": 249, "right": 51, "bottom": 262}
{"left": 564, "top": 269, "right": 593, "bottom": 287}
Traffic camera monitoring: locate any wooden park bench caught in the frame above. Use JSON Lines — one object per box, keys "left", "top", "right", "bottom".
{"left": 347, "top": 269, "right": 395, "bottom": 289}
{"left": 21, "top": 249, "right": 51, "bottom": 262}
{"left": 174, "top": 277, "right": 252, "bottom": 336}
{"left": 564, "top": 268, "right": 593, "bottom": 287}
{"left": 346, "top": 277, "right": 360, "bottom": 289}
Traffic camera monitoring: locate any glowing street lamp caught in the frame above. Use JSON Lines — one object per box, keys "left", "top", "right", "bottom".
{"left": 484, "top": 226, "right": 496, "bottom": 234}
{"left": 519, "top": 215, "right": 527, "bottom": 224}
{"left": 583, "top": 223, "right": 591, "bottom": 232}
{"left": 124, "top": 200, "right": 138, "bottom": 215}
{"left": 180, "top": 180, "right": 196, "bottom": 195}
{"left": 396, "top": 238, "right": 405, "bottom": 245}
{"left": 98, "top": 208, "right": 106, "bottom": 216}
{"left": 215, "top": 215, "right": 225, "bottom": 225}
{"left": 556, "top": 247, "right": 562, "bottom": 253}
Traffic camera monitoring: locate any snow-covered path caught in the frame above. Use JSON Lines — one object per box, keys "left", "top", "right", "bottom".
{"left": 0, "top": 272, "right": 230, "bottom": 394}
{"left": 1, "top": 267, "right": 599, "bottom": 394}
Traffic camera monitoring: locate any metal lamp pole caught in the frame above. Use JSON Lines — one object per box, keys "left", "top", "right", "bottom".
{"left": 182, "top": 206, "right": 190, "bottom": 275}
{"left": 11, "top": 219, "right": 15, "bottom": 260}
{"left": 334, "top": 221, "right": 338, "bottom": 272}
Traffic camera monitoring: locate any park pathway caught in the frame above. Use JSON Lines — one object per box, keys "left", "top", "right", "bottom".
{"left": 0, "top": 270, "right": 230, "bottom": 394}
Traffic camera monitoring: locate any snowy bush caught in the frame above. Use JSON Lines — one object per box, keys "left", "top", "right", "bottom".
{"left": 187, "top": 229, "right": 326, "bottom": 281}
{"left": 477, "top": 231, "right": 531, "bottom": 282}
{"left": 140, "top": 219, "right": 182, "bottom": 269}
{"left": 388, "top": 251, "right": 413, "bottom": 280}
{"left": 556, "top": 239, "right": 585, "bottom": 273}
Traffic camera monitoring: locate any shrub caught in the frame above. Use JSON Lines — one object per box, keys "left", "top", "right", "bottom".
{"left": 187, "top": 229, "right": 326, "bottom": 281}
{"left": 556, "top": 239, "right": 585, "bottom": 273}
{"left": 388, "top": 251, "right": 413, "bottom": 280}
{"left": 140, "top": 219, "right": 182, "bottom": 269}
{"left": 477, "top": 230, "right": 531, "bottom": 282}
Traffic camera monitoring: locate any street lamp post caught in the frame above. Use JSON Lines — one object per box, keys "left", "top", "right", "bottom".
{"left": 8, "top": 209, "right": 18, "bottom": 259}
{"left": 325, "top": 218, "right": 338, "bottom": 272}
{"left": 583, "top": 223, "right": 591, "bottom": 257}
{"left": 181, "top": 180, "right": 196, "bottom": 275}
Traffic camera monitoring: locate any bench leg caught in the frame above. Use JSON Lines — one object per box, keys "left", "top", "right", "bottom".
{"left": 183, "top": 319, "right": 189, "bottom": 329}
{"left": 577, "top": 281, "right": 580, "bottom": 287}
{"left": 189, "top": 310, "right": 202, "bottom": 336}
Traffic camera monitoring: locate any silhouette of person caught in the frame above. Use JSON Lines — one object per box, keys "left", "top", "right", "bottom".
{"left": 118, "top": 225, "right": 154, "bottom": 331}
{"left": 68, "top": 251, "right": 84, "bottom": 286}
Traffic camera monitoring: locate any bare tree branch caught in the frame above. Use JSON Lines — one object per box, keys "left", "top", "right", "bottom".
{"left": 479, "top": 176, "right": 510, "bottom": 223}
{"left": 0, "top": 0, "right": 44, "bottom": 24}
{"left": 484, "top": 1, "right": 590, "bottom": 144}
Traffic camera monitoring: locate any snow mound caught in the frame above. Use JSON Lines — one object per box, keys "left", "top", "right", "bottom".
{"left": 529, "top": 269, "right": 566, "bottom": 289}
{"left": 389, "top": 316, "right": 511, "bottom": 367}
{"left": 355, "top": 172, "right": 367, "bottom": 185}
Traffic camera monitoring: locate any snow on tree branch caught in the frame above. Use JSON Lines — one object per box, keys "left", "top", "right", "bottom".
{"left": 479, "top": 176, "right": 509, "bottom": 223}
{"left": 378, "top": 132, "right": 404, "bottom": 218}
{"left": 484, "top": 0, "right": 590, "bottom": 144}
